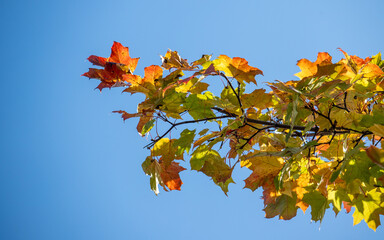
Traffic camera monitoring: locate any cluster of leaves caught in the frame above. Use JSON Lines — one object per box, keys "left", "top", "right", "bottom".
{"left": 83, "top": 42, "right": 384, "bottom": 230}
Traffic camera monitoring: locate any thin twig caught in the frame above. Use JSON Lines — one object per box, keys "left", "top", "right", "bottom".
{"left": 144, "top": 115, "right": 232, "bottom": 149}
{"left": 219, "top": 73, "right": 244, "bottom": 115}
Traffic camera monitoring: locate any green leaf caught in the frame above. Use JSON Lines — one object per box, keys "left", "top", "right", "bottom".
{"left": 198, "top": 128, "right": 209, "bottom": 136}
{"left": 190, "top": 145, "right": 234, "bottom": 194}
{"left": 366, "top": 145, "right": 384, "bottom": 169}
{"left": 360, "top": 107, "right": 384, "bottom": 128}
{"left": 329, "top": 168, "right": 341, "bottom": 183}
{"left": 328, "top": 188, "right": 350, "bottom": 214}
{"left": 184, "top": 92, "right": 216, "bottom": 120}
{"left": 190, "top": 145, "right": 221, "bottom": 171}
{"left": 370, "top": 53, "right": 383, "bottom": 67}
{"left": 285, "top": 94, "right": 299, "bottom": 142}
{"left": 303, "top": 121, "right": 315, "bottom": 134}
{"left": 302, "top": 191, "right": 329, "bottom": 222}
{"left": 142, "top": 157, "right": 162, "bottom": 195}
{"left": 342, "top": 151, "right": 375, "bottom": 184}
{"left": 215, "top": 86, "right": 242, "bottom": 114}
{"left": 221, "top": 86, "right": 238, "bottom": 106}
{"left": 264, "top": 194, "right": 298, "bottom": 220}
{"left": 192, "top": 54, "right": 212, "bottom": 67}
{"left": 141, "top": 119, "right": 155, "bottom": 135}
{"left": 352, "top": 188, "right": 384, "bottom": 231}
{"left": 162, "top": 91, "right": 187, "bottom": 119}
{"left": 275, "top": 162, "right": 290, "bottom": 191}
{"left": 174, "top": 129, "right": 196, "bottom": 155}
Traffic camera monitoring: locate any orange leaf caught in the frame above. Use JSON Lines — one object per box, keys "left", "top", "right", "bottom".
{"left": 112, "top": 110, "right": 139, "bottom": 121}
{"left": 123, "top": 74, "right": 142, "bottom": 84}
{"left": 295, "top": 52, "right": 333, "bottom": 79}
{"left": 82, "top": 68, "right": 115, "bottom": 81}
{"left": 213, "top": 55, "right": 263, "bottom": 84}
{"left": 87, "top": 55, "right": 108, "bottom": 67}
{"left": 160, "top": 162, "right": 186, "bottom": 191}
{"left": 143, "top": 65, "right": 163, "bottom": 84}
{"left": 83, "top": 42, "right": 139, "bottom": 91}
{"left": 338, "top": 48, "right": 371, "bottom": 66}
{"left": 95, "top": 82, "right": 115, "bottom": 92}
{"left": 296, "top": 201, "right": 309, "bottom": 213}
{"left": 343, "top": 201, "right": 352, "bottom": 213}
{"left": 361, "top": 63, "right": 384, "bottom": 78}
{"left": 161, "top": 49, "right": 194, "bottom": 70}
{"left": 108, "top": 41, "right": 139, "bottom": 73}
{"left": 261, "top": 178, "right": 279, "bottom": 205}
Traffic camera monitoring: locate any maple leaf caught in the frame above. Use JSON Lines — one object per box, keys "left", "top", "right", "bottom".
{"left": 261, "top": 178, "right": 279, "bottom": 206}
{"left": 173, "top": 129, "right": 196, "bottom": 156}
{"left": 213, "top": 55, "right": 263, "bottom": 84}
{"left": 241, "top": 151, "right": 284, "bottom": 193}
{"left": 328, "top": 188, "right": 351, "bottom": 215}
{"left": 294, "top": 52, "right": 335, "bottom": 80}
{"left": 152, "top": 138, "right": 178, "bottom": 166}
{"left": 190, "top": 145, "right": 234, "bottom": 194}
{"left": 184, "top": 92, "right": 216, "bottom": 120}
{"left": 160, "top": 162, "right": 186, "bottom": 191}
{"left": 352, "top": 189, "right": 384, "bottom": 231}
{"left": 264, "top": 194, "right": 299, "bottom": 220}
{"left": 192, "top": 54, "right": 212, "bottom": 67}
{"left": 87, "top": 55, "right": 108, "bottom": 67}
{"left": 123, "top": 65, "right": 162, "bottom": 97}
{"left": 83, "top": 42, "right": 139, "bottom": 91}
{"left": 82, "top": 63, "right": 126, "bottom": 82}
{"left": 302, "top": 191, "right": 329, "bottom": 223}
{"left": 338, "top": 48, "right": 371, "bottom": 68}
{"left": 108, "top": 41, "right": 139, "bottom": 73}
{"left": 241, "top": 89, "right": 273, "bottom": 110}
{"left": 161, "top": 49, "right": 194, "bottom": 70}
{"left": 141, "top": 157, "right": 186, "bottom": 193}
{"left": 85, "top": 45, "right": 384, "bottom": 230}
{"left": 365, "top": 145, "right": 384, "bottom": 169}
{"left": 142, "top": 65, "right": 163, "bottom": 85}
{"left": 112, "top": 110, "right": 139, "bottom": 120}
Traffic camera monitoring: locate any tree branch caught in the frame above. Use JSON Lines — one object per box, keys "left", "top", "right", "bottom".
{"left": 219, "top": 73, "right": 244, "bottom": 115}
{"left": 144, "top": 115, "right": 233, "bottom": 149}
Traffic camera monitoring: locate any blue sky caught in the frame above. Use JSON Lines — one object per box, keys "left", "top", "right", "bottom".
{"left": 0, "top": 0, "right": 383, "bottom": 239}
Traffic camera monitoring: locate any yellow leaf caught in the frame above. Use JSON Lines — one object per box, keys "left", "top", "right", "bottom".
{"left": 161, "top": 49, "right": 194, "bottom": 70}
{"left": 241, "top": 151, "right": 284, "bottom": 178}
{"left": 213, "top": 55, "right": 263, "bottom": 84}
{"left": 241, "top": 89, "right": 273, "bottom": 109}
{"left": 365, "top": 145, "right": 384, "bottom": 169}
{"left": 369, "top": 124, "right": 384, "bottom": 138}
{"left": 295, "top": 52, "right": 333, "bottom": 80}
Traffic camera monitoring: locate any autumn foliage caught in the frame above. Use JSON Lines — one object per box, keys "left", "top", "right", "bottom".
{"left": 83, "top": 42, "right": 384, "bottom": 230}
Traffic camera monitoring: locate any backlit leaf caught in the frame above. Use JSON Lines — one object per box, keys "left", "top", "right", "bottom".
{"left": 85, "top": 44, "right": 384, "bottom": 230}
{"left": 213, "top": 55, "right": 263, "bottom": 84}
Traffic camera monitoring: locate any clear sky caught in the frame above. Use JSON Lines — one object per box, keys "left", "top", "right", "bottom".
{"left": 0, "top": 0, "right": 383, "bottom": 239}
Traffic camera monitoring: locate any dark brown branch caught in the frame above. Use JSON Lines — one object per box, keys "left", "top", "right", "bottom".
{"left": 333, "top": 131, "right": 370, "bottom": 170}
{"left": 375, "top": 137, "right": 383, "bottom": 146}
{"left": 239, "top": 126, "right": 271, "bottom": 149}
{"left": 219, "top": 73, "right": 244, "bottom": 115}
{"left": 212, "top": 107, "right": 356, "bottom": 135}
{"left": 343, "top": 92, "right": 350, "bottom": 112}
{"left": 144, "top": 115, "right": 233, "bottom": 149}
{"left": 305, "top": 105, "right": 335, "bottom": 129}
{"left": 332, "top": 103, "right": 349, "bottom": 112}
{"left": 147, "top": 105, "right": 374, "bottom": 150}
{"left": 245, "top": 118, "right": 319, "bottom": 132}
{"left": 337, "top": 126, "right": 371, "bottom": 135}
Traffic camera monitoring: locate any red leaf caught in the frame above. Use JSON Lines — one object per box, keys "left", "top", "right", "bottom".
{"left": 112, "top": 110, "right": 139, "bottom": 120}
{"left": 108, "top": 41, "right": 139, "bottom": 73}
{"left": 87, "top": 55, "right": 107, "bottom": 67}
{"left": 160, "top": 162, "right": 186, "bottom": 191}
